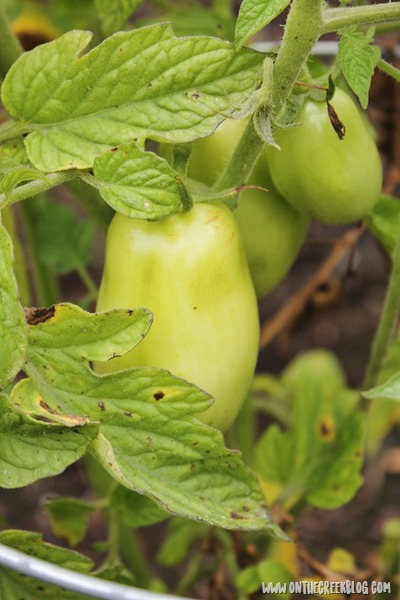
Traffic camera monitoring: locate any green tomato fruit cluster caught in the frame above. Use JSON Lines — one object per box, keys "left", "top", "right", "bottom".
{"left": 267, "top": 89, "right": 383, "bottom": 224}
{"left": 96, "top": 202, "right": 260, "bottom": 431}
{"left": 185, "top": 118, "right": 309, "bottom": 299}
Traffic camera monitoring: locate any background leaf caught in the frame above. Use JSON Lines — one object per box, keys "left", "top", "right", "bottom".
{"left": 2, "top": 27, "right": 263, "bottom": 172}
{"left": 33, "top": 200, "right": 95, "bottom": 275}
{"left": 95, "top": 0, "right": 143, "bottom": 36}
{"left": 235, "top": 0, "right": 291, "bottom": 49}
{"left": 254, "top": 351, "right": 364, "bottom": 510}
{"left": 365, "top": 193, "right": 400, "bottom": 259}
{"left": 45, "top": 498, "right": 96, "bottom": 547}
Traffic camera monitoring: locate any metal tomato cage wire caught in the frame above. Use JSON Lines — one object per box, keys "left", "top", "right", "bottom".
{"left": 1, "top": 38, "right": 396, "bottom": 600}
{"left": 0, "top": 542, "right": 193, "bottom": 600}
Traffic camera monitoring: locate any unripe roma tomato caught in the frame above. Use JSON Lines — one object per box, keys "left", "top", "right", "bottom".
{"left": 267, "top": 89, "right": 383, "bottom": 224}
{"left": 96, "top": 202, "right": 260, "bottom": 431}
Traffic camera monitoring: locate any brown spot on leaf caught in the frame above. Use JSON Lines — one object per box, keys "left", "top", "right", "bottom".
{"left": 230, "top": 511, "right": 245, "bottom": 520}
{"left": 318, "top": 414, "right": 335, "bottom": 442}
{"left": 25, "top": 305, "right": 56, "bottom": 325}
{"left": 153, "top": 391, "right": 165, "bottom": 401}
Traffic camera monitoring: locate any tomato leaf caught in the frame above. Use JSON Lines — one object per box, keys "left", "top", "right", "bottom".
{"left": 364, "top": 371, "right": 400, "bottom": 404}
{"left": 94, "top": 0, "right": 143, "bottom": 36}
{"left": 254, "top": 351, "right": 364, "bottom": 510}
{"left": 365, "top": 193, "right": 400, "bottom": 259}
{"left": 0, "top": 530, "right": 93, "bottom": 599}
{"left": 1, "top": 27, "right": 263, "bottom": 172}
{"left": 0, "top": 394, "right": 97, "bottom": 489}
{"left": 45, "top": 498, "right": 96, "bottom": 547}
{"left": 31, "top": 199, "right": 95, "bottom": 275}
{"left": 15, "top": 303, "right": 282, "bottom": 534}
{"left": 236, "top": 558, "right": 293, "bottom": 596}
{"left": 0, "top": 221, "right": 28, "bottom": 390}
{"left": 338, "top": 26, "right": 381, "bottom": 109}
{"left": 110, "top": 486, "right": 169, "bottom": 529}
{"left": 91, "top": 143, "right": 192, "bottom": 219}
{"left": 235, "top": 0, "right": 291, "bottom": 50}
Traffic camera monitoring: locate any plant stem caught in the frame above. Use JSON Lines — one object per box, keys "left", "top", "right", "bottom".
{"left": 363, "top": 223, "right": 400, "bottom": 390}
{"left": 272, "top": 0, "right": 323, "bottom": 115}
{"left": 214, "top": 0, "right": 324, "bottom": 194}
{"left": 378, "top": 58, "right": 400, "bottom": 83}
{"left": 20, "top": 198, "right": 61, "bottom": 306}
{"left": 323, "top": 4, "right": 400, "bottom": 34}
{"left": 213, "top": 119, "right": 263, "bottom": 194}
{"left": 75, "top": 262, "right": 98, "bottom": 301}
{"left": 0, "top": 171, "right": 77, "bottom": 208}
{"left": 1, "top": 206, "right": 31, "bottom": 306}
{"left": 0, "top": 3, "right": 23, "bottom": 78}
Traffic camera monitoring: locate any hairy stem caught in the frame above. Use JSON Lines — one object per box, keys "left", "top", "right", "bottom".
{"left": 272, "top": 0, "right": 323, "bottom": 115}
{"left": 0, "top": 172, "right": 77, "bottom": 208}
{"left": 363, "top": 225, "right": 400, "bottom": 390}
{"left": 378, "top": 58, "right": 400, "bottom": 83}
{"left": 323, "top": 4, "right": 400, "bottom": 34}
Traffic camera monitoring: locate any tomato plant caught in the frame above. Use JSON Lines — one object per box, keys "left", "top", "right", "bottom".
{"left": 267, "top": 88, "right": 383, "bottom": 224}
{"left": 96, "top": 202, "right": 260, "bottom": 431}
{"left": 0, "top": 1, "right": 400, "bottom": 599}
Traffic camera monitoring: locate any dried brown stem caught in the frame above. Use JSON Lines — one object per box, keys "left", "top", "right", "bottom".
{"left": 259, "top": 225, "right": 366, "bottom": 350}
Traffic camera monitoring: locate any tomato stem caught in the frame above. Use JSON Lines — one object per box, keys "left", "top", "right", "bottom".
{"left": 323, "top": 4, "right": 400, "bottom": 34}
{"left": 377, "top": 58, "right": 400, "bottom": 83}
{"left": 0, "top": 172, "right": 77, "bottom": 209}
{"left": 272, "top": 0, "right": 323, "bottom": 116}
{"left": 363, "top": 222, "right": 400, "bottom": 390}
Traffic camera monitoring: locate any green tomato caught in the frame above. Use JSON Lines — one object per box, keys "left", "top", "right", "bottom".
{"left": 235, "top": 161, "right": 308, "bottom": 298}
{"left": 184, "top": 118, "right": 308, "bottom": 297}
{"left": 267, "top": 89, "right": 383, "bottom": 224}
{"left": 96, "top": 202, "right": 260, "bottom": 431}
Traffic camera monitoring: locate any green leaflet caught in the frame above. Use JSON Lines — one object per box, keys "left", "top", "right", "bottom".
{"left": 2, "top": 27, "right": 264, "bottom": 171}
{"left": 0, "top": 220, "right": 28, "bottom": 390}
{"left": 9, "top": 303, "right": 282, "bottom": 534}
{"left": 338, "top": 26, "right": 381, "bottom": 109}
{"left": 235, "top": 0, "right": 291, "bottom": 49}
{"left": 254, "top": 350, "right": 365, "bottom": 510}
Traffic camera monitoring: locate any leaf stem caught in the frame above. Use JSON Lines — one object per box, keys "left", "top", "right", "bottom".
{"left": 75, "top": 261, "right": 98, "bottom": 301}
{"left": 363, "top": 221, "right": 400, "bottom": 390}
{"left": 0, "top": 171, "right": 78, "bottom": 208}
{"left": 0, "top": 3, "right": 23, "bottom": 79}
{"left": 1, "top": 206, "right": 31, "bottom": 306}
{"left": 323, "top": 4, "right": 400, "bottom": 34}
{"left": 19, "top": 198, "right": 61, "bottom": 306}
{"left": 212, "top": 118, "right": 263, "bottom": 195}
{"left": 377, "top": 58, "right": 400, "bottom": 83}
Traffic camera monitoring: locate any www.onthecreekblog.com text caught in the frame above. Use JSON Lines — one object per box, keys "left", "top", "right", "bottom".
{"left": 261, "top": 580, "right": 392, "bottom": 595}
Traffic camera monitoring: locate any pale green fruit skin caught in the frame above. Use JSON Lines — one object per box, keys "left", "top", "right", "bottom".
{"left": 96, "top": 202, "right": 260, "bottom": 431}
{"left": 235, "top": 160, "right": 308, "bottom": 298}
{"left": 267, "top": 89, "right": 383, "bottom": 225}
{"left": 184, "top": 119, "right": 308, "bottom": 297}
